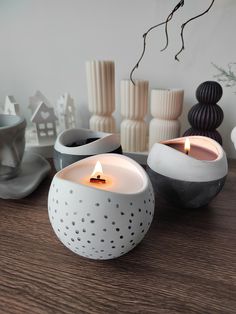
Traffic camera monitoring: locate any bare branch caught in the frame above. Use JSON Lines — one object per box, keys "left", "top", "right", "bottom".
{"left": 130, "top": 0, "right": 184, "bottom": 84}
{"left": 175, "top": 0, "right": 215, "bottom": 61}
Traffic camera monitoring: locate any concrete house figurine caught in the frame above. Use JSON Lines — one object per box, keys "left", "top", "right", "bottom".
{"left": 29, "top": 90, "right": 52, "bottom": 115}
{"left": 4, "top": 96, "right": 20, "bottom": 115}
{"left": 31, "top": 102, "right": 58, "bottom": 145}
{"left": 56, "top": 92, "right": 76, "bottom": 132}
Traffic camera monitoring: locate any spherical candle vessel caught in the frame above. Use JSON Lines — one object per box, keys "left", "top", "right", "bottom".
{"left": 48, "top": 154, "right": 155, "bottom": 260}
{"left": 147, "top": 136, "right": 228, "bottom": 208}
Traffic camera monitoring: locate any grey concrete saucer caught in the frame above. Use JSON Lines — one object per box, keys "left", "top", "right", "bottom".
{"left": 0, "top": 152, "right": 51, "bottom": 199}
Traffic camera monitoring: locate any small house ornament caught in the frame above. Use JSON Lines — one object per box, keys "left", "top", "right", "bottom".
{"left": 31, "top": 102, "right": 58, "bottom": 145}
{"left": 4, "top": 96, "right": 20, "bottom": 115}
{"left": 56, "top": 93, "right": 76, "bottom": 132}
{"left": 29, "top": 90, "right": 52, "bottom": 115}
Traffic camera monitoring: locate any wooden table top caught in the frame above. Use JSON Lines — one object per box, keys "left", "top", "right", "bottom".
{"left": 0, "top": 160, "right": 235, "bottom": 314}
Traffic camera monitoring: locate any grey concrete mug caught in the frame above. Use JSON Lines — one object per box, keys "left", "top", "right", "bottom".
{"left": 0, "top": 114, "right": 26, "bottom": 180}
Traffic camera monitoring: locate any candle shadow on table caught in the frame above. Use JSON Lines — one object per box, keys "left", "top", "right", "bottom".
{"left": 149, "top": 192, "right": 223, "bottom": 238}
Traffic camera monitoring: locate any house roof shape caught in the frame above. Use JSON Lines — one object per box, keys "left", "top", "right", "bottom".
{"left": 31, "top": 102, "right": 58, "bottom": 123}
{"left": 29, "top": 90, "right": 52, "bottom": 111}
{"left": 4, "top": 95, "right": 20, "bottom": 115}
{"left": 6, "top": 95, "right": 16, "bottom": 104}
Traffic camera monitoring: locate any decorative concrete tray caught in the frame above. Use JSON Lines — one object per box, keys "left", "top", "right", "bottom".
{"left": 0, "top": 152, "right": 51, "bottom": 199}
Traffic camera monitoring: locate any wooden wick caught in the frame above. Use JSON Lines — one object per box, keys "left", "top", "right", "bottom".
{"left": 90, "top": 174, "right": 106, "bottom": 184}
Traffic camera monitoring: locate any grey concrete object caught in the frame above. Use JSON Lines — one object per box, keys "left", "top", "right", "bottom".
{"left": 54, "top": 128, "right": 122, "bottom": 171}
{"left": 146, "top": 167, "right": 226, "bottom": 208}
{"left": 0, "top": 152, "right": 51, "bottom": 199}
{"left": 147, "top": 136, "right": 228, "bottom": 208}
{"left": 0, "top": 114, "right": 26, "bottom": 180}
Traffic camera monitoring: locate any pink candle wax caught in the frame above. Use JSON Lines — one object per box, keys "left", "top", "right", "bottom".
{"left": 167, "top": 143, "right": 218, "bottom": 161}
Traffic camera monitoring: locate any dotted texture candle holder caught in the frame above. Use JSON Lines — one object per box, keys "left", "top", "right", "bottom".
{"left": 183, "top": 81, "right": 223, "bottom": 144}
{"left": 86, "top": 60, "right": 116, "bottom": 133}
{"left": 120, "top": 80, "right": 149, "bottom": 152}
{"left": 48, "top": 154, "right": 155, "bottom": 260}
{"left": 149, "top": 89, "right": 184, "bottom": 150}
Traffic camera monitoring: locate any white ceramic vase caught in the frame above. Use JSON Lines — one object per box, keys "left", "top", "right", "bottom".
{"left": 149, "top": 89, "right": 184, "bottom": 150}
{"left": 120, "top": 80, "right": 149, "bottom": 152}
{"left": 86, "top": 60, "right": 116, "bottom": 133}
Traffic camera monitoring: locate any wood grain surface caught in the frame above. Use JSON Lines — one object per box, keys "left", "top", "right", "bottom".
{"left": 0, "top": 160, "right": 235, "bottom": 314}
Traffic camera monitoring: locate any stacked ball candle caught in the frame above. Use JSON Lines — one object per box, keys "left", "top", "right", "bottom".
{"left": 120, "top": 80, "right": 149, "bottom": 152}
{"left": 183, "top": 81, "right": 224, "bottom": 144}
{"left": 149, "top": 89, "right": 184, "bottom": 150}
{"left": 86, "top": 60, "right": 116, "bottom": 133}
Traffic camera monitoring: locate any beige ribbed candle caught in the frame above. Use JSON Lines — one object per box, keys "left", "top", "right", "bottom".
{"left": 120, "top": 80, "right": 149, "bottom": 152}
{"left": 149, "top": 89, "right": 184, "bottom": 150}
{"left": 86, "top": 60, "right": 116, "bottom": 132}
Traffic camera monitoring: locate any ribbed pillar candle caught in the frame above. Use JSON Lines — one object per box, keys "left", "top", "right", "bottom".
{"left": 86, "top": 60, "right": 116, "bottom": 132}
{"left": 120, "top": 80, "right": 149, "bottom": 152}
{"left": 183, "top": 81, "right": 223, "bottom": 144}
{"left": 149, "top": 89, "right": 184, "bottom": 150}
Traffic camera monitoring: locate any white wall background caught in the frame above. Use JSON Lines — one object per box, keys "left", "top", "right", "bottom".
{"left": 0, "top": 0, "right": 236, "bottom": 157}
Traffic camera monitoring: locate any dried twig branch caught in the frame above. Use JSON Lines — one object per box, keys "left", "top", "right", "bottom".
{"left": 130, "top": 0, "right": 184, "bottom": 84}
{"left": 175, "top": 0, "right": 215, "bottom": 61}
{"left": 161, "top": 0, "right": 184, "bottom": 52}
{"left": 130, "top": 0, "right": 216, "bottom": 84}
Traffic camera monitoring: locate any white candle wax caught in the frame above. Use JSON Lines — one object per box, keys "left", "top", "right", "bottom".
{"left": 59, "top": 154, "right": 147, "bottom": 194}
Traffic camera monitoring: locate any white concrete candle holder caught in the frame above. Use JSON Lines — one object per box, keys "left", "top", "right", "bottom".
{"left": 147, "top": 136, "right": 228, "bottom": 208}
{"left": 48, "top": 154, "right": 155, "bottom": 260}
{"left": 120, "top": 80, "right": 149, "bottom": 152}
{"left": 149, "top": 89, "right": 184, "bottom": 150}
{"left": 86, "top": 60, "right": 116, "bottom": 133}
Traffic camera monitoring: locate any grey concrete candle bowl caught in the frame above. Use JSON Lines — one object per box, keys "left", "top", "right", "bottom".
{"left": 146, "top": 137, "right": 228, "bottom": 209}
{"left": 54, "top": 128, "right": 122, "bottom": 171}
{"left": 0, "top": 114, "right": 26, "bottom": 180}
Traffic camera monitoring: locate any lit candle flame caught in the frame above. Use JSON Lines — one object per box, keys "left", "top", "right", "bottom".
{"left": 91, "top": 161, "right": 103, "bottom": 177}
{"left": 90, "top": 161, "right": 106, "bottom": 184}
{"left": 184, "top": 137, "right": 190, "bottom": 155}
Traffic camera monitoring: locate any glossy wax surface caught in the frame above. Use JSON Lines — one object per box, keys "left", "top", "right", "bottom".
{"left": 168, "top": 143, "right": 218, "bottom": 161}
{"left": 58, "top": 154, "right": 146, "bottom": 194}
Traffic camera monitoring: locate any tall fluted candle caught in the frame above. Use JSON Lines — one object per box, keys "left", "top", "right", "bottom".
{"left": 86, "top": 60, "right": 116, "bottom": 133}
{"left": 120, "top": 80, "right": 149, "bottom": 152}
{"left": 149, "top": 89, "right": 184, "bottom": 150}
